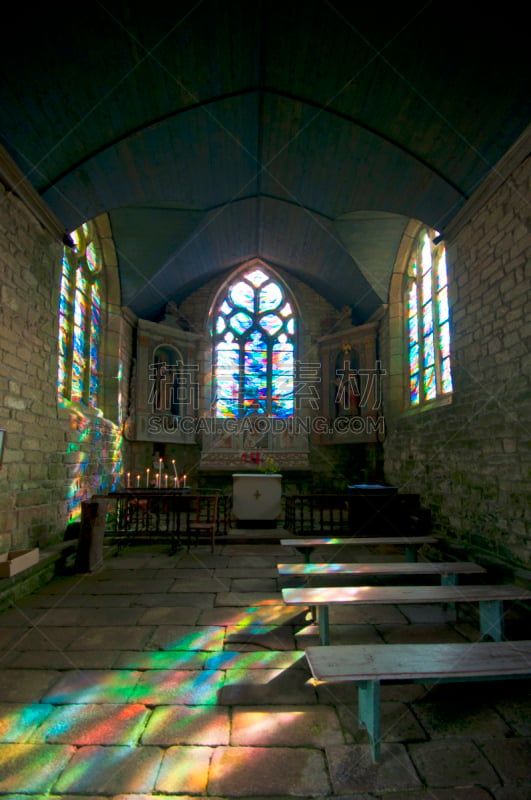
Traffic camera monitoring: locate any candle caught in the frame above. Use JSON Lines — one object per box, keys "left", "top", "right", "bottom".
{"left": 165, "top": 474, "right": 168, "bottom": 488}
{"left": 173, "top": 475, "right": 178, "bottom": 488}
{"left": 183, "top": 474, "right": 187, "bottom": 488}
{"left": 135, "top": 474, "right": 140, "bottom": 488}
{"left": 126, "top": 472, "right": 131, "bottom": 488}
{"left": 172, "top": 459, "right": 177, "bottom": 476}
{"left": 146, "top": 468, "right": 150, "bottom": 488}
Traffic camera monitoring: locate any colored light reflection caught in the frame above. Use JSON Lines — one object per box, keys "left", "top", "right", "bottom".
{"left": 63, "top": 409, "right": 122, "bottom": 517}
{"left": 0, "top": 554, "right": 312, "bottom": 794}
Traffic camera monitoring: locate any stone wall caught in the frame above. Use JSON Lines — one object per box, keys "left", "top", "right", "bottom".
{"left": 383, "top": 147, "right": 530, "bottom": 570}
{"left": 0, "top": 187, "right": 130, "bottom": 553}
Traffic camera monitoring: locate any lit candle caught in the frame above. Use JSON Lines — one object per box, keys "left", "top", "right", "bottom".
{"left": 126, "top": 472, "right": 131, "bottom": 488}
{"left": 158, "top": 458, "right": 163, "bottom": 489}
{"left": 146, "top": 468, "right": 150, "bottom": 488}
{"left": 183, "top": 474, "right": 187, "bottom": 488}
{"left": 172, "top": 459, "right": 177, "bottom": 476}
{"left": 173, "top": 475, "right": 178, "bottom": 488}
{"left": 136, "top": 474, "right": 140, "bottom": 488}
{"left": 165, "top": 474, "right": 168, "bottom": 488}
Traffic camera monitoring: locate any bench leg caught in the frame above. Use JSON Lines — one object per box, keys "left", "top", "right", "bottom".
{"left": 441, "top": 573, "right": 457, "bottom": 613}
{"left": 358, "top": 680, "right": 381, "bottom": 763}
{"left": 296, "top": 546, "right": 313, "bottom": 564}
{"left": 479, "top": 599, "right": 505, "bottom": 641}
{"left": 317, "top": 606, "right": 330, "bottom": 645}
{"left": 441, "top": 573, "right": 457, "bottom": 586}
{"left": 405, "top": 545, "right": 417, "bottom": 562}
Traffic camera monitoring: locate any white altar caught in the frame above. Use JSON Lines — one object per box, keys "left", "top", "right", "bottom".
{"left": 232, "top": 473, "right": 283, "bottom": 523}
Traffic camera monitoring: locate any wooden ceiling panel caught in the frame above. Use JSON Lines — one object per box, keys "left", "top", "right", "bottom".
{"left": 0, "top": 1, "right": 528, "bottom": 321}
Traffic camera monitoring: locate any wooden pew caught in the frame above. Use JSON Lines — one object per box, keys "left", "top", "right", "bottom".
{"left": 277, "top": 560, "right": 487, "bottom": 586}
{"left": 280, "top": 535, "right": 437, "bottom": 563}
{"left": 305, "top": 641, "right": 531, "bottom": 762}
{"left": 281, "top": 583, "right": 531, "bottom": 644}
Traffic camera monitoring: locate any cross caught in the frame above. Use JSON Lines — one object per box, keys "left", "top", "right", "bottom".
{"left": 254, "top": 489, "right": 262, "bottom": 500}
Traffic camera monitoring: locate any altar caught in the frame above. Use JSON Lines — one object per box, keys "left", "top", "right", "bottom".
{"left": 232, "top": 473, "right": 283, "bottom": 525}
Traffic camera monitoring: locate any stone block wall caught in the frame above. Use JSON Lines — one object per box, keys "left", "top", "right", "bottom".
{"left": 0, "top": 187, "right": 130, "bottom": 553}
{"left": 383, "top": 149, "right": 530, "bottom": 570}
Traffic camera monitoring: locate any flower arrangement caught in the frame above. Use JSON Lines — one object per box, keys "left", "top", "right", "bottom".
{"left": 259, "top": 455, "right": 280, "bottom": 474}
{"left": 240, "top": 452, "right": 280, "bottom": 473}
{"left": 241, "top": 451, "right": 262, "bottom": 467}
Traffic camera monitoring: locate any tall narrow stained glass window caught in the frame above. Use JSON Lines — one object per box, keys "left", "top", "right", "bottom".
{"left": 58, "top": 223, "right": 102, "bottom": 408}
{"left": 213, "top": 267, "right": 295, "bottom": 417}
{"left": 406, "top": 228, "right": 452, "bottom": 406}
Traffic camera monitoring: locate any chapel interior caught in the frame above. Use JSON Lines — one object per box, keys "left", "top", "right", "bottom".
{"left": 0, "top": 4, "right": 530, "bottom": 792}
{"left": 1, "top": 1, "right": 528, "bottom": 576}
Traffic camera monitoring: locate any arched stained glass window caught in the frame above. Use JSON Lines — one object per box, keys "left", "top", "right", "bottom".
{"left": 58, "top": 222, "right": 102, "bottom": 408}
{"left": 406, "top": 228, "right": 452, "bottom": 406}
{"left": 213, "top": 267, "right": 296, "bottom": 417}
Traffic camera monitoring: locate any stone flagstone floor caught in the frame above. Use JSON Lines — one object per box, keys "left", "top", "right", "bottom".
{"left": 0, "top": 537, "right": 529, "bottom": 799}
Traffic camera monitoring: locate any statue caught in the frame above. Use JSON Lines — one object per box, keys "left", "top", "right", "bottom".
{"left": 162, "top": 301, "right": 192, "bottom": 331}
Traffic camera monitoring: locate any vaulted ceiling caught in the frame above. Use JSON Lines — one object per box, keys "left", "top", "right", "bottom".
{"left": 1, "top": 1, "right": 529, "bottom": 323}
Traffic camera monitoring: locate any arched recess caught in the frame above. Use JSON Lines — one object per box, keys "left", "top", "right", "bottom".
{"left": 150, "top": 344, "right": 184, "bottom": 415}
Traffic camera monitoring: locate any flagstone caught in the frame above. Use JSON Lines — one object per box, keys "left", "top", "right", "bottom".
{"left": 142, "top": 705, "right": 229, "bottom": 744}
{"left": 0, "top": 703, "right": 54, "bottom": 742}
{"left": 133, "top": 669, "right": 224, "bottom": 705}
{"left": 231, "top": 704, "right": 344, "bottom": 746}
{"left": 32, "top": 702, "right": 150, "bottom": 744}
{"left": 326, "top": 743, "right": 421, "bottom": 793}
{"left": 208, "top": 746, "right": 330, "bottom": 796}
{"left": 156, "top": 745, "right": 212, "bottom": 794}
{"left": 53, "top": 744, "right": 162, "bottom": 794}
{"left": 0, "top": 743, "right": 75, "bottom": 793}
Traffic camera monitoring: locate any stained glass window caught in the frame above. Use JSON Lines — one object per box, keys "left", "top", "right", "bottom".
{"left": 406, "top": 229, "right": 452, "bottom": 406}
{"left": 57, "top": 222, "right": 102, "bottom": 408}
{"left": 213, "top": 267, "right": 296, "bottom": 417}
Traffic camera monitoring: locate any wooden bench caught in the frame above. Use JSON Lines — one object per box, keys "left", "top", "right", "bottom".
{"left": 280, "top": 535, "right": 437, "bottom": 563}
{"left": 277, "top": 560, "right": 487, "bottom": 586}
{"left": 305, "top": 641, "right": 531, "bottom": 762}
{"left": 282, "top": 583, "right": 531, "bottom": 644}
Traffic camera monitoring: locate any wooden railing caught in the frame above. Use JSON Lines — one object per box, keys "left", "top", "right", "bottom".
{"left": 284, "top": 492, "right": 429, "bottom": 537}
{"left": 284, "top": 494, "right": 350, "bottom": 536}
{"left": 94, "top": 489, "right": 232, "bottom": 549}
